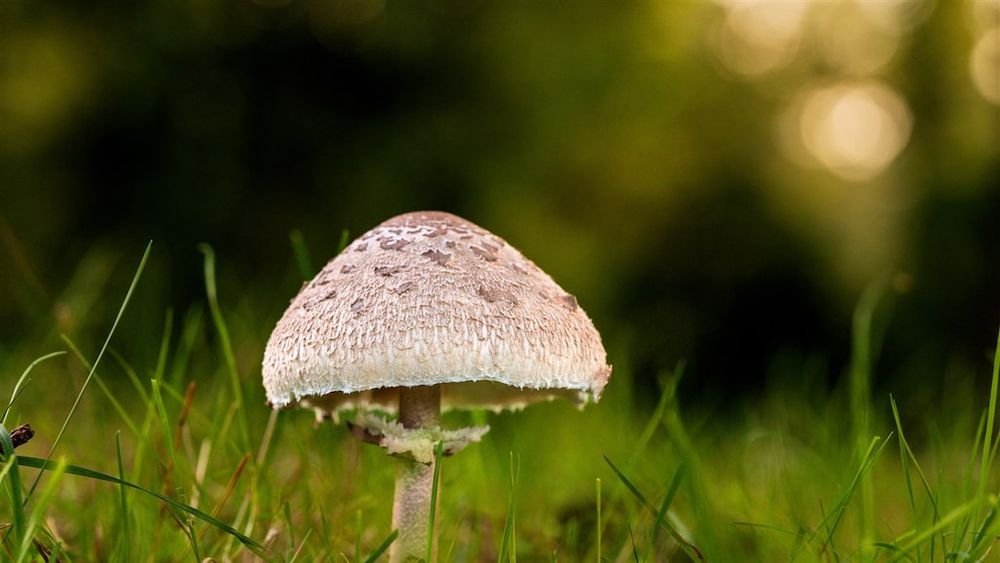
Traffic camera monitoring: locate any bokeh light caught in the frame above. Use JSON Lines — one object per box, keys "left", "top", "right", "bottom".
{"left": 797, "top": 81, "right": 912, "bottom": 181}
{"left": 815, "top": 2, "right": 900, "bottom": 75}
{"left": 967, "top": 0, "right": 1000, "bottom": 33}
{"left": 853, "top": 0, "right": 935, "bottom": 36}
{"left": 970, "top": 26, "right": 1000, "bottom": 105}
{"left": 711, "top": 0, "right": 810, "bottom": 76}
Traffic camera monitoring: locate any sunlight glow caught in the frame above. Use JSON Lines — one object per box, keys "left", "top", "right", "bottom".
{"left": 798, "top": 82, "right": 912, "bottom": 181}
{"left": 711, "top": 0, "right": 810, "bottom": 76}
{"left": 970, "top": 27, "right": 1000, "bottom": 105}
{"left": 816, "top": 3, "right": 900, "bottom": 75}
{"left": 853, "top": 0, "right": 935, "bottom": 35}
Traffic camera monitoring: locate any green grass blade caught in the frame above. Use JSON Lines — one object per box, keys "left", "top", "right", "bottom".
{"left": 116, "top": 431, "right": 130, "bottom": 561}
{"left": 289, "top": 229, "right": 315, "bottom": 280}
{"left": 426, "top": 441, "right": 444, "bottom": 563}
{"left": 15, "top": 458, "right": 66, "bottom": 563}
{"left": 979, "top": 326, "right": 1000, "bottom": 499}
{"left": 595, "top": 478, "right": 601, "bottom": 563}
{"left": 109, "top": 348, "right": 151, "bottom": 405}
{"left": 256, "top": 408, "right": 280, "bottom": 468}
{"left": 890, "top": 395, "right": 921, "bottom": 559}
{"left": 627, "top": 370, "right": 674, "bottom": 471}
{"left": 0, "top": 423, "right": 26, "bottom": 546}
{"left": 497, "top": 504, "right": 511, "bottom": 561}
{"left": 198, "top": 244, "right": 250, "bottom": 455}
{"left": 603, "top": 455, "right": 704, "bottom": 561}
{"left": 626, "top": 524, "right": 639, "bottom": 563}
{"left": 364, "top": 529, "right": 398, "bottom": 563}
{"left": 2, "top": 351, "right": 66, "bottom": 425}
{"left": 970, "top": 502, "right": 998, "bottom": 555}
{"left": 0, "top": 455, "right": 17, "bottom": 484}
{"left": 288, "top": 527, "right": 313, "bottom": 563}
{"left": 498, "top": 451, "right": 519, "bottom": 563}
{"left": 355, "top": 510, "right": 363, "bottom": 563}
{"left": 849, "top": 282, "right": 885, "bottom": 547}
{"left": 888, "top": 494, "right": 994, "bottom": 562}
{"left": 151, "top": 378, "right": 181, "bottom": 484}
{"left": 510, "top": 452, "right": 518, "bottom": 563}
{"left": 154, "top": 308, "right": 174, "bottom": 382}
{"left": 890, "top": 394, "right": 942, "bottom": 558}
{"left": 337, "top": 228, "right": 350, "bottom": 254}
{"left": 657, "top": 363, "right": 720, "bottom": 560}
{"left": 806, "top": 434, "right": 892, "bottom": 559}
{"left": 652, "top": 463, "right": 685, "bottom": 543}
{"left": 25, "top": 241, "right": 151, "bottom": 502}
{"left": 955, "top": 411, "right": 988, "bottom": 551}
{"left": 168, "top": 305, "right": 204, "bottom": 387}
{"left": 15, "top": 456, "right": 266, "bottom": 556}
{"left": 60, "top": 335, "right": 142, "bottom": 438}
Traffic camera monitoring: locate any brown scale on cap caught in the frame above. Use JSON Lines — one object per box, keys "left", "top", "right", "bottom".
{"left": 262, "top": 210, "right": 612, "bottom": 414}
{"left": 421, "top": 249, "right": 451, "bottom": 266}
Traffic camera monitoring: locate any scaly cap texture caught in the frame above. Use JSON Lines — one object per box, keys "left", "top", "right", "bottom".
{"left": 262, "top": 211, "right": 611, "bottom": 414}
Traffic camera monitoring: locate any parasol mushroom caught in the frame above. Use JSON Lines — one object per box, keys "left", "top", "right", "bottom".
{"left": 262, "top": 211, "right": 610, "bottom": 562}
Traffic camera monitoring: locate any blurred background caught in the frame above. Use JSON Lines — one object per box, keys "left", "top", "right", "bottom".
{"left": 1, "top": 0, "right": 998, "bottom": 409}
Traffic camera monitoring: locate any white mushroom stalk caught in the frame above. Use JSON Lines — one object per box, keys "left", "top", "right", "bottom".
{"left": 261, "top": 211, "right": 611, "bottom": 562}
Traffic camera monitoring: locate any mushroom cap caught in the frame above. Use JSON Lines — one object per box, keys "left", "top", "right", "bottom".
{"left": 262, "top": 211, "right": 611, "bottom": 415}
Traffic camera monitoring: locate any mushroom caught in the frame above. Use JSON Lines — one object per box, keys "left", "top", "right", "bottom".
{"left": 262, "top": 211, "right": 611, "bottom": 562}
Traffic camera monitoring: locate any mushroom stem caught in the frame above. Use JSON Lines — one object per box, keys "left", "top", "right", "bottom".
{"left": 390, "top": 385, "right": 441, "bottom": 563}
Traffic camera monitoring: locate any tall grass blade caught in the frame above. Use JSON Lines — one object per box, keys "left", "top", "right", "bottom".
{"left": 891, "top": 394, "right": 942, "bottom": 558}
{"left": 498, "top": 451, "right": 519, "bottom": 563}
{"left": 364, "top": 529, "right": 398, "bottom": 563}
{"left": 0, "top": 424, "right": 26, "bottom": 547}
{"left": 603, "top": 455, "right": 704, "bottom": 561}
{"left": 288, "top": 528, "right": 313, "bottom": 563}
{"left": 887, "top": 494, "right": 994, "bottom": 561}
{"left": 890, "top": 396, "right": 918, "bottom": 522}
{"left": 955, "top": 411, "right": 988, "bottom": 552}
{"left": 151, "top": 378, "right": 199, "bottom": 559}
{"left": 1, "top": 351, "right": 66, "bottom": 425}
{"left": 510, "top": 451, "right": 518, "bottom": 563}
{"left": 627, "top": 369, "right": 674, "bottom": 470}
{"left": 595, "top": 478, "right": 601, "bottom": 563}
{"left": 199, "top": 243, "right": 251, "bottom": 454}
{"left": 849, "top": 282, "right": 885, "bottom": 547}
{"left": 154, "top": 309, "right": 174, "bottom": 383}
{"left": 890, "top": 395, "right": 924, "bottom": 559}
{"left": 652, "top": 463, "right": 685, "bottom": 543}
{"left": 657, "top": 363, "right": 722, "bottom": 560}
{"left": 116, "top": 432, "right": 131, "bottom": 561}
{"left": 15, "top": 456, "right": 265, "bottom": 556}
{"left": 25, "top": 241, "right": 150, "bottom": 502}
{"left": 337, "top": 229, "right": 350, "bottom": 254}
{"left": 426, "top": 441, "right": 444, "bottom": 563}
{"left": 626, "top": 524, "right": 639, "bottom": 563}
{"left": 798, "top": 434, "right": 892, "bottom": 560}
{"left": 151, "top": 379, "right": 182, "bottom": 485}
{"left": 61, "top": 335, "right": 142, "bottom": 438}
{"left": 109, "top": 348, "right": 151, "bottom": 405}
{"left": 355, "top": 510, "right": 363, "bottom": 563}
{"left": 15, "top": 458, "right": 65, "bottom": 563}
{"left": 256, "top": 409, "right": 279, "bottom": 468}
{"left": 289, "top": 229, "right": 315, "bottom": 280}
{"left": 970, "top": 502, "right": 998, "bottom": 556}
{"left": 978, "top": 326, "right": 1000, "bottom": 500}
{"left": 168, "top": 305, "right": 204, "bottom": 386}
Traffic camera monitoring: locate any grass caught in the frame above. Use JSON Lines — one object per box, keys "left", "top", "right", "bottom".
{"left": 0, "top": 240, "right": 998, "bottom": 561}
